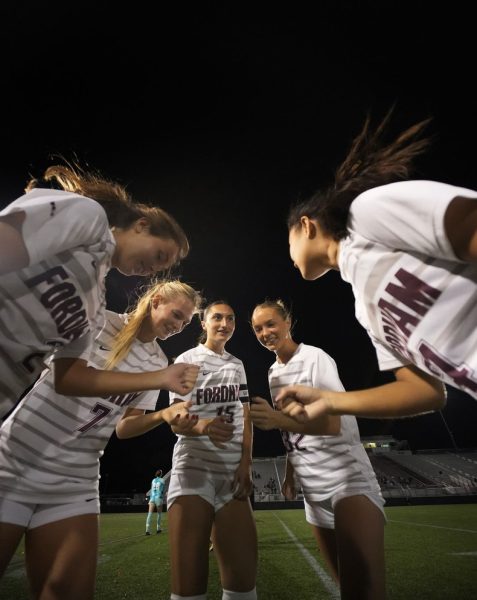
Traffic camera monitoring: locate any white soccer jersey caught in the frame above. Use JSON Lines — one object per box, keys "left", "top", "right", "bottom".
{"left": 0, "top": 311, "right": 165, "bottom": 503}
{"left": 0, "top": 188, "right": 116, "bottom": 417}
{"left": 268, "top": 344, "right": 382, "bottom": 502}
{"left": 339, "top": 180, "right": 477, "bottom": 398}
{"left": 149, "top": 476, "right": 165, "bottom": 500}
{"left": 170, "top": 344, "right": 249, "bottom": 477}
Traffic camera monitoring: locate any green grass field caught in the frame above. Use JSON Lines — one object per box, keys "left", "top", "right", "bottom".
{"left": 2, "top": 504, "right": 477, "bottom": 599}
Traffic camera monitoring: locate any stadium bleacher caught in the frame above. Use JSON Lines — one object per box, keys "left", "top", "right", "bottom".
{"left": 100, "top": 440, "right": 477, "bottom": 510}
{"left": 250, "top": 441, "right": 477, "bottom": 505}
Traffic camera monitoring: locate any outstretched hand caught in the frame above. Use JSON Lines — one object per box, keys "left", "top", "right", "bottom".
{"left": 275, "top": 385, "right": 329, "bottom": 423}
{"left": 205, "top": 416, "right": 235, "bottom": 449}
{"left": 161, "top": 363, "right": 200, "bottom": 395}
{"left": 163, "top": 401, "right": 199, "bottom": 433}
{"left": 250, "top": 396, "right": 278, "bottom": 431}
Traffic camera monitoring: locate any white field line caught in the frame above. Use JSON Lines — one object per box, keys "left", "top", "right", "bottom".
{"left": 274, "top": 513, "right": 340, "bottom": 600}
{"left": 388, "top": 519, "right": 477, "bottom": 534}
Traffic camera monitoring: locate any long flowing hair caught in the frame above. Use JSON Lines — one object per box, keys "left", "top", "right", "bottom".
{"left": 287, "top": 109, "right": 432, "bottom": 240}
{"left": 26, "top": 163, "right": 189, "bottom": 260}
{"left": 104, "top": 279, "right": 202, "bottom": 369}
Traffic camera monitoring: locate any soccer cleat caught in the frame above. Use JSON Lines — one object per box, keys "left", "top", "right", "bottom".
{"left": 156, "top": 529, "right": 162, "bottom": 534}
{"left": 145, "top": 531, "right": 151, "bottom": 536}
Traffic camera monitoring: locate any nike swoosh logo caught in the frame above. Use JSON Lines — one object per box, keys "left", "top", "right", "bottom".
{"left": 85, "top": 498, "right": 96, "bottom": 502}
{"left": 202, "top": 371, "right": 212, "bottom": 375}
{"left": 99, "top": 345, "right": 110, "bottom": 351}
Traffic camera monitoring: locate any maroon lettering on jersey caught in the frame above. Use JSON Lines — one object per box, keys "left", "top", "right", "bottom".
{"left": 377, "top": 268, "right": 442, "bottom": 360}
{"left": 419, "top": 342, "right": 477, "bottom": 394}
{"left": 195, "top": 384, "right": 240, "bottom": 405}
{"left": 384, "top": 268, "right": 441, "bottom": 315}
{"left": 25, "top": 265, "right": 89, "bottom": 341}
{"left": 378, "top": 299, "right": 419, "bottom": 337}
{"left": 106, "top": 391, "right": 142, "bottom": 407}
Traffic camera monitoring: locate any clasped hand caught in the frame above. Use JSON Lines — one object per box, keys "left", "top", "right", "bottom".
{"left": 162, "top": 363, "right": 200, "bottom": 395}
{"left": 250, "top": 396, "right": 277, "bottom": 430}
{"left": 205, "top": 416, "right": 235, "bottom": 449}
{"left": 275, "top": 384, "right": 328, "bottom": 422}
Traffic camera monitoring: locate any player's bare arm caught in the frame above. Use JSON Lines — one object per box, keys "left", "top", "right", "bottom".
{"left": 281, "top": 460, "right": 297, "bottom": 500}
{"left": 232, "top": 402, "right": 253, "bottom": 500}
{"left": 116, "top": 402, "right": 195, "bottom": 439}
{"left": 278, "top": 366, "right": 445, "bottom": 421}
{"left": 169, "top": 399, "right": 234, "bottom": 449}
{"left": 251, "top": 396, "right": 339, "bottom": 435}
{"left": 54, "top": 358, "right": 199, "bottom": 397}
{"left": 274, "top": 386, "right": 329, "bottom": 423}
{"left": 444, "top": 195, "right": 477, "bottom": 261}
{"left": 232, "top": 459, "right": 253, "bottom": 500}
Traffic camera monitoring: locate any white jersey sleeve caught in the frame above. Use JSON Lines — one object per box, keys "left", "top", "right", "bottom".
{"left": 310, "top": 348, "right": 345, "bottom": 392}
{"left": 349, "top": 180, "right": 477, "bottom": 261}
{"left": 1, "top": 188, "right": 111, "bottom": 267}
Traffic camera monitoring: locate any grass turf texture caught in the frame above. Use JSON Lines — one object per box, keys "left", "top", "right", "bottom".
{"left": 2, "top": 504, "right": 476, "bottom": 599}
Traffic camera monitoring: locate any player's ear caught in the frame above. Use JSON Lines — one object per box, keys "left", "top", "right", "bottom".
{"left": 301, "top": 216, "right": 316, "bottom": 239}
{"left": 134, "top": 217, "right": 149, "bottom": 233}
{"left": 151, "top": 294, "right": 163, "bottom": 309}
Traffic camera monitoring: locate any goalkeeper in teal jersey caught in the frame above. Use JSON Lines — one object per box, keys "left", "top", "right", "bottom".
{"left": 145, "top": 469, "right": 166, "bottom": 534}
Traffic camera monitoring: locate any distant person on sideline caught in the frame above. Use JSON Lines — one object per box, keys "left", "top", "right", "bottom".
{"left": 276, "top": 110, "right": 477, "bottom": 423}
{"left": 251, "top": 299, "right": 386, "bottom": 600}
{"left": 145, "top": 469, "right": 166, "bottom": 535}
{"left": 0, "top": 280, "right": 202, "bottom": 600}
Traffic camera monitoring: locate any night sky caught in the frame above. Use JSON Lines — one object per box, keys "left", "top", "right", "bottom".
{"left": 1, "top": 2, "right": 476, "bottom": 493}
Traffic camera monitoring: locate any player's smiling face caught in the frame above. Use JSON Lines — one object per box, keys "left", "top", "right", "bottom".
{"left": 252, "top": 307, "right": 290, "bottom": 353}
{"left": 112, "top": 218, "right": 180, "bottom": 276}
{"left": 202, "top": 304, "right": 235, "bottom": 346}
{"left": 149, "top": 294, "right": 195, "bottom": 340}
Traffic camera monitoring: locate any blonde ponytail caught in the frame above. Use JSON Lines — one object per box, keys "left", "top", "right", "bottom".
{"left": 104, "top": 280, "right": 202, "bottom": 369}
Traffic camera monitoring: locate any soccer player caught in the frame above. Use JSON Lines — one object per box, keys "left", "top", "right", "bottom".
{"left": 0, "top": 280, "right": 202, "bottom": 599}
{"left": 167, "top": 301, "right": 257, "bottom": 600}
{"left": 145, "top": 469, "right": 166, "bottom": 534}
{"left": 277, "top": 110, "right": 477, "bottom": 422}
{"left": 0, "top": 162, "right": 193, "bottom": 419}
{"left": 251, "top": 299, "right": 386, "bottom": 600}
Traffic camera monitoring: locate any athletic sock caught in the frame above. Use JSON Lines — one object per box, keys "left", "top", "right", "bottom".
{"left": 222, "top": 588, "right": 257, "bottom": 600}
{"left": 146, "top": 512, "right": 153, "bottom": 532}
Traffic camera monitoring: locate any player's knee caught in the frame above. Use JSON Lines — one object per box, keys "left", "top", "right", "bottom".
{"left": 222, "top": 588, "right": 257, "bottom": 600}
